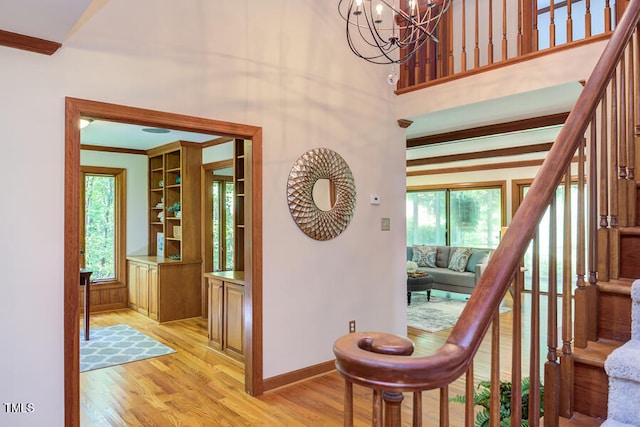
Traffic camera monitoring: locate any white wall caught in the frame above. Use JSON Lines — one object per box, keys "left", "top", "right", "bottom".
{"left": 0, "top": 1, "right": 406, "bottom": 425}
{"left": 398, "top": 40, "right": 607, "bottom": 121}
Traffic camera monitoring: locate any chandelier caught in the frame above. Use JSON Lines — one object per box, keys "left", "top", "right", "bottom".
{"left": 338, "top": 0, "right": 452, "bottom": 83}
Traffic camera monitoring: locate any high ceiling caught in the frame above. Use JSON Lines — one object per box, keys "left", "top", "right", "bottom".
{"left": 0, "top": 0, "right": 91, "bottom": 43}
{"left": 1, "top": 0, "right": 581, "bottom": 166}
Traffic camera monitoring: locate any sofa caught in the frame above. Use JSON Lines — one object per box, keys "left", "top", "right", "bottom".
{"left": 407, "top": 245, "right": 493, "bottom": 296}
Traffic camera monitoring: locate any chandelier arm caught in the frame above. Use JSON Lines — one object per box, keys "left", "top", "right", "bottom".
{"left": 338, "top": 0, "right": 451, "bottom": 66}
{"left": 351, "top": 1, "right": 399, "bottom": 62}
{"left": 341, "top": 0, "right": 397, "bottom": 64}
{"left": 363, "top": 0, "right": 394, "bottom": 46}
{"left": 347, "top": 27, "right": 400, "bottom": 64}
{"left": 380, "top": 0, "right": 448, "bottom": 42}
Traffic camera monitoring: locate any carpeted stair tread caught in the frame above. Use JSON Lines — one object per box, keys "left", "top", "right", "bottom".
{"left": 575, "top": 339, "right": 624, "bottom": 368}
{"left": 632, "top": 280, "right": 640, "bottom": 301}
{"left": 605, "top": 340, "right": 640, "bottom": 382}
{"left": 601, "top": 420, "right": 637, "bottom": 427}
{"left": 603, "top": 280, "right": 640, "bottom": 427}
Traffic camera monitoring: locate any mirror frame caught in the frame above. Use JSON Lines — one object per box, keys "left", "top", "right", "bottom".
{"left": 287, "top": 147, "right": 356, "bottom": 240}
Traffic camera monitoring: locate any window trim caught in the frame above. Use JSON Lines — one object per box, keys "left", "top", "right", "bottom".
{"left": 202, "top": 159, "right": 234, "bottom": 274}
{"left": 213, "top": 176, "right": 234, "bottom": 271}
{"left": 80, "top": 166, "right": 127, "bottom": 287}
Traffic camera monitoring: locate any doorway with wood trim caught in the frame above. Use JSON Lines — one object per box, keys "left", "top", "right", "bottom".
{"left": 63, "top": 97, "right": 263, "bottom": 426}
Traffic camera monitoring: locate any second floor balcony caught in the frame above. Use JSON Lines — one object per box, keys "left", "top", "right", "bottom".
{"left": 391, "top": 0, "right": 627, "bottom": 93}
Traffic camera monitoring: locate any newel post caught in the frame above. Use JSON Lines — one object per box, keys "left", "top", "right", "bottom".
{"left": 382, "top": 391, "right": 404, "bottom": 426}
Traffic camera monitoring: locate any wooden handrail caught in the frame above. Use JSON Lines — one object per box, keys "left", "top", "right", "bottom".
{"left": 334, "top": 0, "right": 640, "bottom": 399}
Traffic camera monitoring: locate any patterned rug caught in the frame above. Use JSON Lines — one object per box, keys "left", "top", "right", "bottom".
{"left": 80, "top": 324, "right": 175, "bottom": 372}
{"left": 407, "top": 293, "right": 510, "bottom": 333}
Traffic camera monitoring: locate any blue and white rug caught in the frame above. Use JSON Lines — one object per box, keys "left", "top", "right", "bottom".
{"left": 408, "top": 293, "right": 510, "bottom": 333}
{"left": 80, "top": 324, "right": 176, "bottom": 372}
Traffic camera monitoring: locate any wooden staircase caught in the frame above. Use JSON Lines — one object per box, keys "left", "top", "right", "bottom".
{"left": 572, "top": 280, "right": 634, "bottom": 419}
{"left": 333, "top": 1, "right": 640, "bottom": 425}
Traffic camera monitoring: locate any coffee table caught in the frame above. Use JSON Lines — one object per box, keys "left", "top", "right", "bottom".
{"left": 407, "top": 274, "right": 433, "bottom": 305}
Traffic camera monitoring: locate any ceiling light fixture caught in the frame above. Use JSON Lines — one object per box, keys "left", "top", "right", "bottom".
{"left": 338, "top": 0, "right": 451, "bottom": 84}
{"left": 79, "top": 118, "right": 93, "bottom": 129}
{"left": 142, "top": 128, "right": 171, "bottom": 134}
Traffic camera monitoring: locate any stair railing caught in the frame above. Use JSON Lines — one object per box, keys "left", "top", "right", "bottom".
{"left": 397, "top": 0, "right": 620, "bottom": 92}
{"left": 334, "top": 1, "right": 640, "bottom": 425}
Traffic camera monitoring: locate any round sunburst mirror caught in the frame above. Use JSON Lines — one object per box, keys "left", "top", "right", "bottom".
{"left": 287, "top": 148, "right": 356, "bottom": 241}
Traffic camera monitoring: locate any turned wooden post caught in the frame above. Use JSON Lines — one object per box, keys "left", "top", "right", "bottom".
{"left": 344, "top": 380, "right": 353, "bottom": 427}
{"left": 382, "top": 391, "right": 404, "bottom": 427}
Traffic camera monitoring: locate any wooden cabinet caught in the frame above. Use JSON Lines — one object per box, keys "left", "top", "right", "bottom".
{"left": 208, "top": 278, "right": 224, "bottom": 348}
{"left": 205, "top": 271, "right": 245, "bottom": 361}
{"left": 128, "top": 256, "right": 201, "bottom": 323}
{"left": 128, "top": 260, "right": 158, "bottom": 320}
{"left": 148, "top": 267, "right": 158, "bottom": 319}
{"left": 224, "top": 281, "right": 244, "bottom": 358}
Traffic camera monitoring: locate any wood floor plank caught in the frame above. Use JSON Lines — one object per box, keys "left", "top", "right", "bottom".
{"left": 79, "top": 293, "right": 597, "bottom": 426}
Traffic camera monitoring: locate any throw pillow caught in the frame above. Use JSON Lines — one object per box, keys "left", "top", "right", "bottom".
{"left": 412, "top": 245, "right": 437, "bottom": 267}
{"left": 465, "top": 249, "right": 490, "bottom": 273}
{"left": 448, "top": 247, "right": 472, "bottom": 272}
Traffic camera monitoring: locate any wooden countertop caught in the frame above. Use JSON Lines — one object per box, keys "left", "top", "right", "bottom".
{"left": 127, "top": 255, "right": 201, "bottom": 266}
{"left": 204, "top": 271, "right": 245, "bottom": 286}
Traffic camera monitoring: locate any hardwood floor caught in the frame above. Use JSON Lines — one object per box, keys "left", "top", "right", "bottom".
{"left": 80, "top": 293, "right": 601, "bottom": 426}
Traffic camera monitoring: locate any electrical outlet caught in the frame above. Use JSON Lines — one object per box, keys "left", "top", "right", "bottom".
{"left": 349, "top": 320, "right": 356, "bottom": 333}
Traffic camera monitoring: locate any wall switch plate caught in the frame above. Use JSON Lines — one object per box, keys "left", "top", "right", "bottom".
{"left": 349, "top": 320, "right": 356, "bottom": 333}
{"left": 381, "top": 217, "right": 390, "bottom": 231}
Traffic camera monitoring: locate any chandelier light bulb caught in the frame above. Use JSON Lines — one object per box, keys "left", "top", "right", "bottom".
{"left": 409, "top": 0, "right": 417, "bottom": 17}
{"left": 375, "top": 3, "right": 383, "bottom": 23}
{"left": 387, "top": 65, "right": 399, "bottom": 85}
{"left": 353, "top": 0, "right": 364, "bottom": 15}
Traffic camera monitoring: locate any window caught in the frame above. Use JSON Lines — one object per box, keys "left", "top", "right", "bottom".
{"left": 203, "top": 160, "right": 236, "bottom": 273}
{"left": 212, "top": 177, "right": 235, "bottom": 271}
{"left": 80, "top": 167, "right": 126, "bottom": 283}
{"left": 407, "top": 190, "right": 447, "bottom": 246}
{"left": 407, "top": 183, "right": 505, "bottom": 249}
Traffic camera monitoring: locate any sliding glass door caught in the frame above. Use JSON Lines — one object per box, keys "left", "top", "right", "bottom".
{"left": 407, "top": 183, "right": 504, "bottom": 249}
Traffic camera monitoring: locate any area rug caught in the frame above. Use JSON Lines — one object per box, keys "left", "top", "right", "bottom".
{"left": 80, "top": 324, "right": 175, "bottom": 372}
{"left": 407, "top": 294, "right": 510, "bottom": 333}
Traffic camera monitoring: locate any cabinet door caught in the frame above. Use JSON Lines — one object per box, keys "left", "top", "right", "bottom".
{"left": 224, "top": 282, "right": 244, "bottom": 360}
{"left": 137, "top": 263, "right": 150, "bottom": 315}
{"left": 208, "top": 278, "right": 224, "bottom": 350}
{"left": 128, "top": 262, "right": 139, "bottom": 309}
{"left": 148, "top": 266, "right": 158, "bottom": 320}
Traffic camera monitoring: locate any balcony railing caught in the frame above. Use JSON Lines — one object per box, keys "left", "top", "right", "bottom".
{"left": 396, "top": 0, "right": 626, "bottom": 92}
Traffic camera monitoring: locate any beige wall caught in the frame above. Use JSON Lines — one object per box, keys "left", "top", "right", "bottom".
{"left": 0, "top": 2, "right": 406, "bottom": 425}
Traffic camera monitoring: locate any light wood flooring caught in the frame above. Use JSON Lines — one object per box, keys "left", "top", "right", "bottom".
{"left": 80, "top": 294, "right": 603, "bottom": 426}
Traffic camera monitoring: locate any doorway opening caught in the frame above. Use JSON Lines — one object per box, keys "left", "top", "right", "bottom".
{"left": 64, "top": 97, "right": 263, "bottom": 426}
